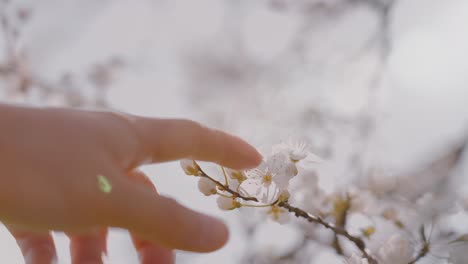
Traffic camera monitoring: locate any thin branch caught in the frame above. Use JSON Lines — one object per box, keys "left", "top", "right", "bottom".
{"left": 221, "top": 166, "right": 229, "bottom": 186}
{"left": 278, "top": 201, "right": 378, "bottom": 264}
{"left": 408, "top": 226, "right": 430, "bottom": 264}
{"left": 198, "top": 167, "right": 258, "bottom": 202}
{"left": 332, "top": 194, "right": 351, "bottom": 255}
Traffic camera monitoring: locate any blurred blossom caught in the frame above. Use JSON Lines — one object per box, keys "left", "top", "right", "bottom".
{"left": 345, "top": 253, "right": 369, "bottom": 264}
{"left": 377, "top": 235, "right": 413, "bottom": 264}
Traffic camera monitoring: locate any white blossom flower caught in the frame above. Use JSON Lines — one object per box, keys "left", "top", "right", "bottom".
{"left": 266, "top": 205, "right": 290, "bottom": 224}
{"left": 273, "top": 140, "right": 323, "bottom": 167}
{"left": 345, "top": 253, "right": 369, "bottom": 264}
{"left": 197, "top": 177, "right": 217, "bottom": 196}
{"left": 257, "top": 188, "right": 290, "bottom": 205}
{"left": 225, "top": 169, "right": 247, "bottom": 190}
{"left": 245, "top": 152, "right": 296, "bottom": 193}
{"left": 266, "top": 152, "right": 298, "bottom": 179}
{"left": 377, "top": 234, "right": 413, "bottom": 264}
{"left": 273, "top": 140, "right": 309, "bottom": 162}
{"left": 180, "top": 159, "right": 201, "bottom": 176}
{"left": 216, "top": 196, "right": 241, "bottom": 210}
{"left": 246, "top": 165, "right": 275, "bottom": 190}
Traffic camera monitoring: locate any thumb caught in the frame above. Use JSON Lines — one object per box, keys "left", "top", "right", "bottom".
{"left": 103, "top": 175, "right": 229, "bottom": 252}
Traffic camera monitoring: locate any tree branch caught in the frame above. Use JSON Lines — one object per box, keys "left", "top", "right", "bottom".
{"left": 278, "top": 201, "right": 377, "bottom": 264}
{"left": 195, "top": 163, "right": 377, "bottom": 264}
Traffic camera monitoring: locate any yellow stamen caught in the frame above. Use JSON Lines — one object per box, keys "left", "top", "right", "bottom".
{"left": 263, "top": 174, "right": 272, "bottom": 185}
{"left": 268, "top": 206, "right": 285, "bottom": 220}
{"left": 231, "top": 170, "right": 247, "bottom": 182}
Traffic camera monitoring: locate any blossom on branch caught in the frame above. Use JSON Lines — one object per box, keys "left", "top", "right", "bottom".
{"left": 197, "top": 177, "right": 217, "bottom": 196}
{"left": 178, "top": 142, "right": 448, "bottom": 264}
{"left": 216, "top": 196, "right": 241, "bottom": 211}
{"left": 180, "top": 159, "right": 201, "bottom": 176}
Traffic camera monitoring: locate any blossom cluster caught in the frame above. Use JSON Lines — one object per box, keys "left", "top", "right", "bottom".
{"left": 181, "top": 140, "right": 317, "bottom": 224}
{"left": 180, "top": 141, "right": 468, "bottom": 264}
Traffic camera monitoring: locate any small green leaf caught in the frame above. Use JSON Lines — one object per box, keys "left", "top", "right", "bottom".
{"left": 97, "top": 175, "right": 112, "bottom": 194}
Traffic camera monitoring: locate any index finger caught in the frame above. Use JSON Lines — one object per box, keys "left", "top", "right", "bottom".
{"left": 132, "top": 117, "right": 262, "bottom": 169}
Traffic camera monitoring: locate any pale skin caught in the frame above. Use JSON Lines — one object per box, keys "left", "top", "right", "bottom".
{"left": 0, "top": 103, "right": 262, "bottom": 264}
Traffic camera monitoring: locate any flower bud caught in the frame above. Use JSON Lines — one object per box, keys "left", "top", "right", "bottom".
{"left": 197, "top": 177, "right": 217, "bottom": 196}
{"left": 180, "top": 159, "right": 201, "bottom": 176}
{"left": 216, "top": 196, "right": 241, "bottom": 210}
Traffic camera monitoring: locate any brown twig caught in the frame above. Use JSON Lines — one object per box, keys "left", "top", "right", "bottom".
{"left": 408, "top": 245, "right": 429, "bottom": 264}
{"left": 408, "top": 226, "right": 429, "bottom": 264}
{"left": 278, "top": 201, "right": 378, "bottom": 264}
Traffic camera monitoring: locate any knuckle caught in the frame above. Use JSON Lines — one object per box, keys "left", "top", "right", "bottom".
{"left": 104, "top": 112, "right": 147, "bottom": 167}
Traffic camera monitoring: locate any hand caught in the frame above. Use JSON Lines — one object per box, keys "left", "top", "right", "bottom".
{"left": 0, "top": 104, "right": 262, "bottom": 264}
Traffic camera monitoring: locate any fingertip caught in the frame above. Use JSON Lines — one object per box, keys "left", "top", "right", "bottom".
{"left": 227, "top": 135, "right": 263, "bottom": 170}
{"left": 244, "top": 144, "right": 263, "bottom": 168}
{"left": 199, "top": 216, "right": 229, "bottom": 252}
{"left": 133, "top": 117, "right": 263, "bottom": 169}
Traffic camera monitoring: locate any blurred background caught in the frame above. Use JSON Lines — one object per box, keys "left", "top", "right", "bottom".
{"left": 1, "top": 0, "right": 468, "bottom": 263}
